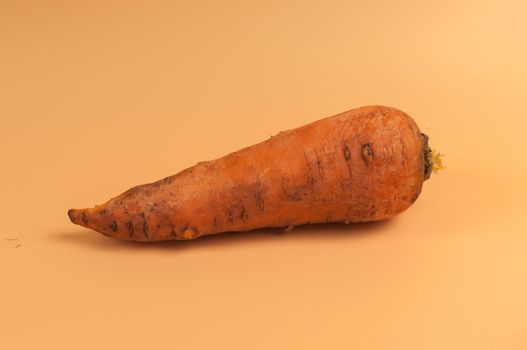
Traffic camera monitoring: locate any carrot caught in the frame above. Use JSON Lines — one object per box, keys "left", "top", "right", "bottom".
{"left": 68, "top": 105, "right": 440, "bottom": 241}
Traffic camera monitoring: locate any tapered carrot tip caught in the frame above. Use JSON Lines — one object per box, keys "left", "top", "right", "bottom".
{"left": 67, "top": 208, "right": 82, "bottom": 225}
{"left": 68, "top": 208, "right": 95, "bottom": 231}
{"left": 68, "top": 206, "right": 122, "bottom": 239}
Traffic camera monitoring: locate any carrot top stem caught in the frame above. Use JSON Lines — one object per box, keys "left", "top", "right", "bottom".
{"left": 422, "top": 133, "right": 445, "bottom": 181}
{"left": 431, "top": 149, "right": 446, "bottom": 174}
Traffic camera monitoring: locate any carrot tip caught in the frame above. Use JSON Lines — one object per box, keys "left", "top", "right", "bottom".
{"left": 67, "top": 208, "right": 75, "bottom": 221}
{"left": 68, "top": 208, "right": 84, "bottom": 225}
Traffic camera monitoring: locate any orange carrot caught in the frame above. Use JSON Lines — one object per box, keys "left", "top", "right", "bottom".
{"left": 68, "top": 105, "right": 438, "bottom": 241}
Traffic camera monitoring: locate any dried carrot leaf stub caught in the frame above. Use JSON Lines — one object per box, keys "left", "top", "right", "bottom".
{"left": 431, "top": 149, "right": 446, "bottom": 174}
{"left": 422, "top": 134, "right": 445, "bottom": 180}
{"left": 69, "top": 105, "right": 441, "bottom": 241}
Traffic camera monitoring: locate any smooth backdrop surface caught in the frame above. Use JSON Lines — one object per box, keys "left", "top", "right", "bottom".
{"left": 1, "top": 1, "right": 526, "bottom": 349}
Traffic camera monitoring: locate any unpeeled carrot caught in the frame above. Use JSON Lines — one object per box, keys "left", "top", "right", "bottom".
{"left": 68, "top": 105, "right": 438, "bottom": 241}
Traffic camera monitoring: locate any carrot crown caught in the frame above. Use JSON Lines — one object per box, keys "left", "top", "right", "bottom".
{"left": 422, "top": 133, "right": 445, "bottom": 180}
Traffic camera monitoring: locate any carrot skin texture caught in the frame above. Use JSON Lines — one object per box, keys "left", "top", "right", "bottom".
{"left": 68, "top": 105, "right": 425, "bottom": 241}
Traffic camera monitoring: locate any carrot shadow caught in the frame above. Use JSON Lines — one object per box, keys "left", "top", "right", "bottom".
{"left": 52, "top": 219, "right": 396, "bottom": 253}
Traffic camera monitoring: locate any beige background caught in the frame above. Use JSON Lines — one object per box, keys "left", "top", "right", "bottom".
{"left": 1, "top": 0, "right": 526, "bottom": 349}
